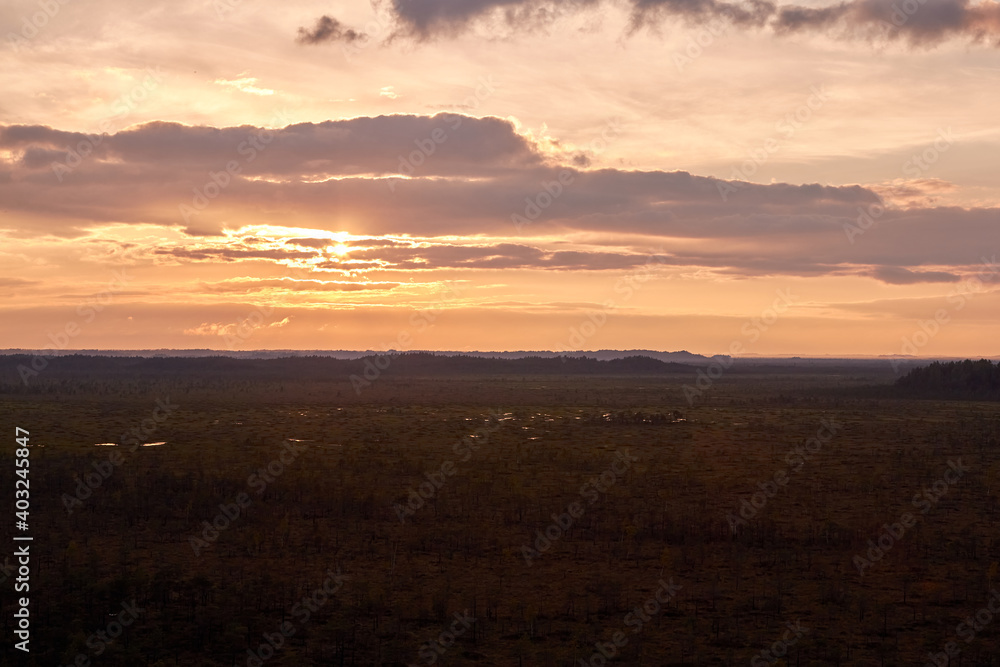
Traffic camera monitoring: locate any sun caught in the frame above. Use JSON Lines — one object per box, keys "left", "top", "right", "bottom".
{"left": 328, "top": 243, "right": 350, "bottom": 256}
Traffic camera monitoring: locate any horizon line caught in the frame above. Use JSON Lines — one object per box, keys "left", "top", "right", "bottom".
{"left": 1, "top": 348, "right": 998, "bottom": 361}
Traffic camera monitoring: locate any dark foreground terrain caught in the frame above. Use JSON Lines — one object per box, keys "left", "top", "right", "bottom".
{"left": 2, "top": 355, "right": 1000, "bottom": 666}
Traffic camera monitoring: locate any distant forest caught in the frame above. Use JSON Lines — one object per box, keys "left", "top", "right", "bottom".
{"left": 0, "top": 352, "right": 695, "bottom": 393}
{"left": 895, "top": 359, "right": 1000, "bottom": 399}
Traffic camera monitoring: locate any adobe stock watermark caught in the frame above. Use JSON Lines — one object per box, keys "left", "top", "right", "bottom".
{"left": 717, "top": 85, "right": 830, "bottom": 202}
{"left": 512, "top": 118, "right": 622, "bottom": 231}
{"left": 51, "top": 67, "right": 166, "bottom": 182}
{"left": 178, "top": 109, "right": 293, "bottom": 225}
{"left": 683, "top": 288, "right": 795, "bottom": 405}
{"left": 392, "top": 409, "right": 502, "bottom": 522}
{"left": 522, "top": 449, "right": 638, "bottom": 566}
{"left": 887, "top": 255, "right": 998, "bottom": 372}
{"left": 246, "top": 567, "right": 349, "bottom": 667}
{"left": 12, "top": 554, "right": 30, "bottom": 652}
{"left": 62, "top": 397, "right": 179, "bottom": 514}
{"left": 844, "top": 127, "right": 955, "bottom": 244}
{"left": 388, "top": 77, "right": 497, "bottom": 192}
{"left": 854, "top": 458, "right": 968, "bottom": 576}
{"left": 189, "top": 439, "right": 309, "bottom": 555}
{"left": 576, "top": 577, "right": 682, "bottom": 666}
{"left": 727, "top": 418, "right": 842, "bottom": 533}
{"left": 18, "top": 268, "right": 133, "bottom": 385}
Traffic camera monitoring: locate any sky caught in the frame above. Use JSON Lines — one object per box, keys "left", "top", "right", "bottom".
{"left": 1, "top": 0, "right": 999, "bottom": 357}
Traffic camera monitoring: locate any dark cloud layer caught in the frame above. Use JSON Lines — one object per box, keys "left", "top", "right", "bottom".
{"left": 1, "top": 114, "right": 997, "bottom": 285}
{"left": 0, "top": 114, "right": 540, "bottom": 179}
{"left": 143, "top": 231, "right": 998, "bottom": 286}
{"left": 200, "top": 278, "right": 400, "bottom": 292}
{"left": 385, "top": 0, "right": 599, "bottom": 38}
{"left": 772, "top": 0, "right": 1000, "bottom": 45}
{"left": 313, "top": 0, "right": 1000, "bottom": 47}
{"left": 629, "top": 0, "right": 776, "bottom": 29}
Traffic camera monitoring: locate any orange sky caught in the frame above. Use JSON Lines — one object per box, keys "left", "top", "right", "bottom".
{"left": 1, "top": 0, "right": 999, "bottom": 357}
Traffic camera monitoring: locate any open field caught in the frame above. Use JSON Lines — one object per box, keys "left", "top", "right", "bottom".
{"left": 2, "top": 359, "right": 1000, "bottom": 666}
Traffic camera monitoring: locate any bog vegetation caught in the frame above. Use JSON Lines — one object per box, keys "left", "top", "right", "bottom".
{"left": 1, "top": 355, "right": 999, "bottom": 666}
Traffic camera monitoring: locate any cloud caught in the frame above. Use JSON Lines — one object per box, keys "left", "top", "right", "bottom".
{"left": 628, "top": 0, "right": 776, "bottom": 30}
{"left": 0, "top": 277, "right": 40, "bottom": 289}
{"left": 347, "top": 0, "right": 1000, "bottom": 47}
{"left": 136, "top": 228, "right": 1000, "bottom": 290}
{"left": 199, "top": 277, "right": 402, "bottom": 292}
{"left": 296, "top": 15, "right": 368, "bottom": 44}
{"left": 155, "top": 247, "right": 317, "bottom": 263}
{"left": 772, "top": 0, "right": 1000, "bottom": 47}
{"left": 214, "top": 76, "right": 275, "bottom": 96}
{"left": 285, "top": 237, "right": 411, "bottom": 249}
{"left": 384, "top": 0, "right": 593, "bottom": 38}
{"left": 2, "top": 115, "right": 998, "bottom": 284}
{"left": 182, "top": 322, "right": 231, "bottom": 337}
{"left": 868, "top": 266, "right": 961, "bottom": 284}
{"left": 0, "top": 114, "right": 542, "bottom": 180}
{"left": 148, "top": 233, "right": 672, "bottom": 273}
{"left": 315, "top": 241, "right": 660, "bottom": 271}
{"left": 183, "top": 315, "right": 293, "bottom": 338}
